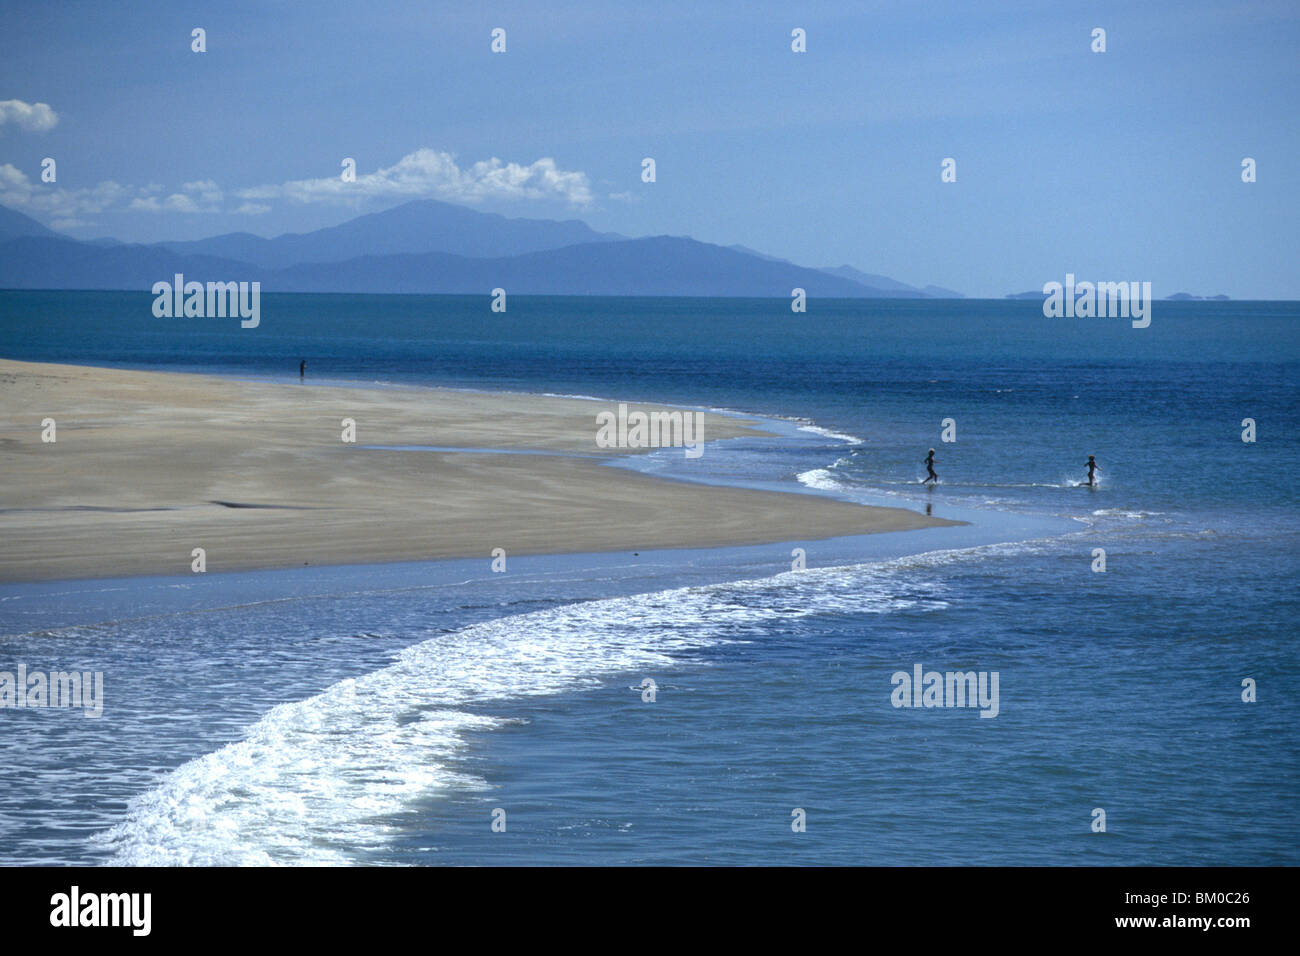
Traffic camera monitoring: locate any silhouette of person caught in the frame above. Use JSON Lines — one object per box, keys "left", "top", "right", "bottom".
{"left": 299, "top": 359, "right": 306, "bottom": 380}
{"left": 922, "top": 448, "right": 938, "bottom": 485}
{"left": 1086, "top": 454, "right": 1100, "bottom": 487}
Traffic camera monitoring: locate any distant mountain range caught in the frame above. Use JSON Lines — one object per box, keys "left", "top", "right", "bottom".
{"left": 154, "top": 201, "right": 625, "bottom": 268}
{"left": 724, "top": 248, "right": 963, "bottom": 298}
{"left": 0, "top": 205, "right": 59, "bottom": 242}
{"left": 819, "top": 264, "right": 964, "bottom": 299}
{"left": 0, "top": 200, "right": 964, "bottom": 298}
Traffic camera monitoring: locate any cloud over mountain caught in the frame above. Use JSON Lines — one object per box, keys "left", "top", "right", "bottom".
{"left": 129, "top": 180, "right": 224, "bottom": 214}
{"left": 0, "top": 163, "right": 126, "bottom": 229}
{"left": 238, "top": 149, "right": 593, "bottom": 207}
{"left": 0, "top": 149, "right": 594, "bottom": 234}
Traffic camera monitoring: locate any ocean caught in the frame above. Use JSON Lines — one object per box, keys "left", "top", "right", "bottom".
{"left": 0, "top": 291, "right": 1296, "bottom": 865}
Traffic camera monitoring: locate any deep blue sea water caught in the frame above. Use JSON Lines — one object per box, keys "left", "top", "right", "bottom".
{"left": 0, "top": 292, "right": 1296, "bottom": 865}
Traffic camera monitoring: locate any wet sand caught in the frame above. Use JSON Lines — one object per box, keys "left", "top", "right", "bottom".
{"left": 0, "top": 359, "right": 958, "bottom": 582}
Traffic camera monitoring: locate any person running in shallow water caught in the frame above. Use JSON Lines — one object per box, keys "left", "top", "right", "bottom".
{"left": 299, "top": 359, "right": 306, "bottom": 380}
{"left": 1086, "top": 454, "right": 1100, "bottom": 487}
{"left": 922, "top": 448, "right": 938, "bottom": 485}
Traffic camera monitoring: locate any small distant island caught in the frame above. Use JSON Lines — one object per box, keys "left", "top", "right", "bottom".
{"left": 1005, "top": 290, "right": 1231, "bottom": 301}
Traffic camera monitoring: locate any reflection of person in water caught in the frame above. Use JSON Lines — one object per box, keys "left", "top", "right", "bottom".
{"left": 1086, "top": 454, "right": 1100, "bottom": 487}
{"left": 922, "top": 448, "right": 938, "bottom": 485}
{"left": 299, "top": 359, "right": 306, "bottom": 380}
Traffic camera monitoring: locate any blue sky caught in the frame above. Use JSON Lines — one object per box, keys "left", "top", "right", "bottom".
{"left": 1, "top": 0, "right": 1297, "bottom": 297}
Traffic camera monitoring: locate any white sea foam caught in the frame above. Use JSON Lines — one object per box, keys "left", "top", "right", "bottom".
{"left": 539, "top": 391, "right": 617, "bottom": 402}
{"left": 796, "top": 467, "right": 847, "bottom": 492}
{"left": 91, "top": 554, "right": 974, "bottom": 866}
{"left": 1091, "top": 508, "right": 1162, "bottom": 519}
{"left": 796, "top": 424, "right": 864, "bottom": 444}
{"left": 91, "top": 592, "right": 717, "bottom": 865}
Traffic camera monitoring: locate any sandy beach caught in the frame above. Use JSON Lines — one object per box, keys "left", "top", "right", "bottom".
{"left": 0, "top": 359, "right": 957, "bottom": 582}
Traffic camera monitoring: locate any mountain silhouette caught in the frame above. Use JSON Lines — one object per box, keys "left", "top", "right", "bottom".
{"left": 0, "top": 205, "right": 58, "bottom": 242}
{"left": 153, "top": 199, "right": 623, "bottom": 268}
{"left": 0, "top": 200, "right": 959, "bottom": 298}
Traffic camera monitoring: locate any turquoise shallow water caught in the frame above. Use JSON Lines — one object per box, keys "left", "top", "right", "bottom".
{"left": 0, "top": 292, "right": 1296, "bottom": 864}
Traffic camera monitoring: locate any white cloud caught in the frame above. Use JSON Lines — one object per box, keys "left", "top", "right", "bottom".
{"left": 239, "top": 148, "right": 593, "bottom": 207}
{"left": 128, "top": 179, "right": 223, "bottom": 214}
{"left": 180, "top": 179, "right": 223, "bottom": 205}
{"left": 0, "top": 164, "right": 224, "bottom": 225}
{"left": 0, "top": 148, "right": 590, "bottom": 231}
{"left": 0, "top": 99, "right": 59, "bottom": 133}
{"left": 0, "top": 163, "right": 127, "bottom": 222}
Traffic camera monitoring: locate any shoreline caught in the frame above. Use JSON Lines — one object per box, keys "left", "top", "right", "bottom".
{"left": 0, "top": 358, "right": 960, "bottom": 583}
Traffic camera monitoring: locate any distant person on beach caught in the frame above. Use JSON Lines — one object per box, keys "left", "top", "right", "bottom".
{"left": 1086, "top": 455, "right": 1100, "bottom": 487}
{"left": 922, "top": 448, "right": 938, "bottom": 485}
{"left": 299, "top": 359, "right": 306, "bottom": 380}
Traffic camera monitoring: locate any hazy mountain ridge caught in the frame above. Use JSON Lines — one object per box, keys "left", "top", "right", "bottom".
{"left": 153, "top": 200, "right": 626, "bottom": 268}
{"left": 270, "top": 236, "right": 885, "bottom": 296}
{"left": 0, "top": 200, "right": 961, "bottom": 298}
{"left": 818, "top": 264, "right": 928, "bottom": 296}
{"left": 1, "top": 234, "right": 889, "bottom": 297}
{"left": 0, "top": 205, "right": 59, "bottom": 242}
